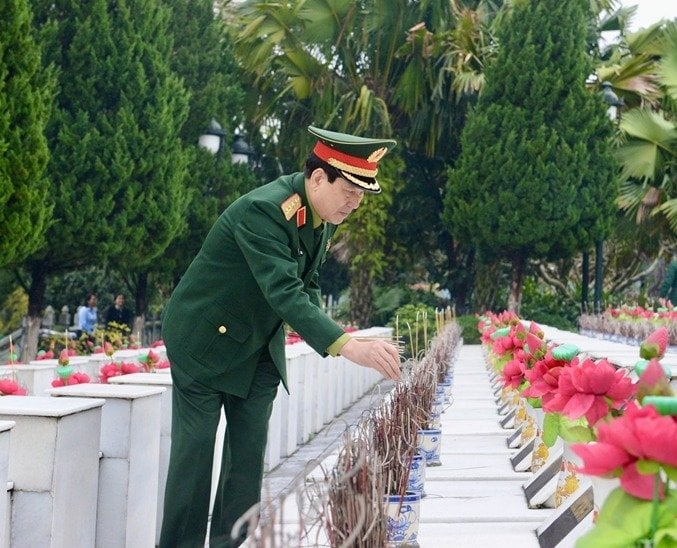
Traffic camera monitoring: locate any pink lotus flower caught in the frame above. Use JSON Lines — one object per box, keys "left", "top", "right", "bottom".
{"left": 522, "top": 350, "right": 570, "bottom": 404}
{"left": 58, "top": 349, "right": 70, "bottom": 366}
{"left": 544, "top": 357, "right": 635, "bottom": 426}
{"left": 501, "top": 358, "right": 527, "bottom": 389}
{"left": 635, "top": 359, "right": 674, "bottom": 402}
{"left": 572, "top": 402, "right": 677, "bottom": 500}
{"left": 0, "top": 379, "right": 27, "bottom": 396}
{"left": 103, "top": 342, "right": 115, "bottom": 357}
{"left": 640, "top": 327, "right": 669, "bottom": 360}
{"left": 99, "top": 361, "right": 141, "bottom": 383}
{"left": 51, "top": 372, "right": 91, "bottom": 387}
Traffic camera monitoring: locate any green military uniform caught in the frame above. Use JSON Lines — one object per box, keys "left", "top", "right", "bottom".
{"left": 160, "top": 127, "right": 396, "bottom": 547}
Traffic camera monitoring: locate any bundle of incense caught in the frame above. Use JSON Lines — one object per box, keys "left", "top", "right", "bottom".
{"left": 351, "top": 336, "right": 407, "bottom": 353}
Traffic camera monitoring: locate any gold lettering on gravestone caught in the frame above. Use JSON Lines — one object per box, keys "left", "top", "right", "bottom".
{"left": 530, "top": 439, "right": 549, "bottom": 473}
{"left": 570, "top": 490, "right": 594, "bottom": 522}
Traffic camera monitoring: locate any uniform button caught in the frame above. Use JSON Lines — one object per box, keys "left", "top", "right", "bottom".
{"left": 218, "top": 325, "right": 227, "bottom": 334}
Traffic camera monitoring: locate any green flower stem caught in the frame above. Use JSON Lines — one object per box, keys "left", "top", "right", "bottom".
{"left": 649, "top": 472, "right": 660, "bottom": 542}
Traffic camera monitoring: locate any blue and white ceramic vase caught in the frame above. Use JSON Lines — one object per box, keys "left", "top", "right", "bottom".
{"left": 429, "top": 396, "right": 445, "bottom": 429}
{"left": 384, "top": 491, "right": 421, "bottom": 547}
{"left": 437, "top": 379, "right": 453, "bottom": 403}
{"left": 407, "top": 453, "right": 426, "bottom": 497}
{"left": 417, "top": 428, "right": 442, "bottom": 466}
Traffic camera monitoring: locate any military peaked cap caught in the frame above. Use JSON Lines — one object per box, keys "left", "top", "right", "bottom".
{"left": 308, "top": 126, "right": 397, "bottom": 193}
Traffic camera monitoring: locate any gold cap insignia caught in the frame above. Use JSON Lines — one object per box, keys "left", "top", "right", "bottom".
{"left": 367, "top": 147, "right": 389, "bottom": 163}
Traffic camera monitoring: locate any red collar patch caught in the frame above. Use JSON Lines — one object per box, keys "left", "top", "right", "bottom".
{"left": 296, "top": 206, "right": 307, "bottom": 228}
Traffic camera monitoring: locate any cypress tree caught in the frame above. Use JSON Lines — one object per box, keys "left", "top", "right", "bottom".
{"left": 20, "top": 0, "right": 190, "bottom": 359}
{"left": 0, "top": 0, "right": 54, "bottom": 268}
{"left": 443, "top": 0, "right": 617, "bottom": 312}
{"left": 148, "top": 0, "right": 256, "bottom": 287}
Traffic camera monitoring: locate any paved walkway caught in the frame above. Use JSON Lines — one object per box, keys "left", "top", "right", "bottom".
{"left": 252, "top": 344, "right": 549, "bottom": 547}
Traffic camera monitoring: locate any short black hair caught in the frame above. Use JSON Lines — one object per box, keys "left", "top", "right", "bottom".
{"left": 304, "top": 153, "right": 341, "bottom": 182}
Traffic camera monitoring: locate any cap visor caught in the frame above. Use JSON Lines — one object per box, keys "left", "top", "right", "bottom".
{"left": 340, "top": 170, "right": 381, "bottom": 194}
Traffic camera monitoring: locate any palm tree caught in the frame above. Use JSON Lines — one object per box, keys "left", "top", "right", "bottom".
{"left": 602, "top": 22, "right": 677, "bottom": 243}
{"left": 227, "top": 0, "right": 509, "bottom": 320}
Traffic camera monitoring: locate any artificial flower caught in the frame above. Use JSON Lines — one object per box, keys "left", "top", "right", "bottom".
{"left": 58, "top": 349, "right": 70, "bottom": 366}
{"left": 572, "top": 402, "right": 677, "bottom": 500}
{"left": 521, "top": 349, "right": 570, "bottom": 405}
{"left": 640, "top": 327, "right": 669, "bottom": 360}
{"left": 0, "top": 379, "right": 27, "bottom": 396}
{"left": 634, "top": 359, "right": 674, "bottom": 402}
{"left": 501, "top": 357, "right": 527, "bottom": 389}
{"left": 545, "top": 357, "right": 635, "bottom": 426}
{"left": 51, "top": 372, "right": 91, "bottom": 387}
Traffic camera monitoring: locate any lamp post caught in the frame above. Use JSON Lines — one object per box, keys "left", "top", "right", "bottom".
{"left": 198, "top": 119, "right": 254, "bottom": 166}
{"left": 601, "top": 81, "right": 623, "bottom": 123}
{"left": 198, "top": 118, "right": 226, "bottom": 155}
{"left": 231, "top": 134, "right": 254, "bottom": 165}
{"left": 590, "top": 81, "right": 624, "bottom": 314}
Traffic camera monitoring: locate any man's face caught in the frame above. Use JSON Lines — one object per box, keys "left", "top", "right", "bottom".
{"left": 308, "top": 169, "right": 365, "bottom": 225}
{"left": 115, "top": 295, "right": 125, "bottom": 307}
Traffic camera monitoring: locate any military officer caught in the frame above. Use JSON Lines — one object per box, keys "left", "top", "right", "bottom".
{"left": 159, "top": 126, "right": 402, "bottom": 547}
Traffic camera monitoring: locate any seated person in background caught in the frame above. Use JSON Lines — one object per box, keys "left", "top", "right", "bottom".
{"left": 104, "top": 293, "right": 133, "bottom": 332}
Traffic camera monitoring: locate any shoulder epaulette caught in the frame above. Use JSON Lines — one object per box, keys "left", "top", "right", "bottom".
{"left": 280, "top": 193, "right": 302, "bottom": 221}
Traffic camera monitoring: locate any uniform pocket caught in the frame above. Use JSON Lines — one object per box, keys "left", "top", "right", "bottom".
{"left": 187, "top": 306, "right": 253, "bottom": 366}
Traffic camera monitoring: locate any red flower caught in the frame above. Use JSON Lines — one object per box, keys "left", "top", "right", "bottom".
{"left": 501, "top": 358, "right": 527, "bottom": 389}
{"left": 104, "top": 342, "right": 115, "bottom": 357}
{"left": 544, "top": 357, "right": 635, "bottom": 426}
{"left": 58, "top": 349, "right": 70, "bottom": 366}
{"left": 639, "top": 327, "right": 669, "bottom": 360}
{"left": 121, "top": 362, "right": 141, "bottom": 374}
{"left": 572, "top": 402, "right": 677, "bottom": 500}
{"left": 51, "top": 372, "right": 90, "bottom": 388}
{"left": 99, "top": 362, "right": 140, "bottom": 383}
{"left": 0, "top": 379, "right": 27, "bottom": 396}
{"left": 522, "top": 350, "right": 569, "bottom": 404}
{"left": 635, "top": 359, "right": 673, "bottom": 402}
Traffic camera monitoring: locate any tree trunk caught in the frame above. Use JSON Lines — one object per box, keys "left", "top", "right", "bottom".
{"left": 581, "top": 250, "right": 589, "bottom": 313}
{"left": 20, "top": 266, "right": 47, "bottom": 362}
{"left": 132, "top": 271, "right": 149, "bottom": 345}
{"left": 349, "top": 267, "right": 372, "bottom": 328}
{"left": 507, "top": 256, "right": 527, "bottom": 314}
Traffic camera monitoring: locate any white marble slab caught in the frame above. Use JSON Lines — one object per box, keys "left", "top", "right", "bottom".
{"left": 417, "top": 522, "right": 541, "bottom": 547}
{"left": 424, "top": 453, "right": 530, "bottom": 481}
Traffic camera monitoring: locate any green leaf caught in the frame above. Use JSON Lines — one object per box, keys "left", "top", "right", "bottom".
{"left": 559, "top": 416, "right": 595, "bottom": 443}
{"left": 576, "top": 488, "right": 677, "bottom": 548}
{"left": 525, "top": 397, "right": 542, "bottom": 409}
{"left": 542, "top": 412, "right": 560, "bottom": 447}
{"left": 635, "top": 460, "right": 661, "bottom": 476}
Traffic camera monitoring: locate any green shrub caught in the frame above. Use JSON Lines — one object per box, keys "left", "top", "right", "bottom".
{"left": 456, "top": 314, "right": 482, "bottom": 344}
{"left": 520, "top": 277, "right": 578, "bottom": 331}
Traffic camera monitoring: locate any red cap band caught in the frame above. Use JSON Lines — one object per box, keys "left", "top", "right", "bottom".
{"left": 313, "top": 141, "right": 377, "bottom": 176}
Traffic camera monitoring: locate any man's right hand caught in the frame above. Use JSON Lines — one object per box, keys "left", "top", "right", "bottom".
{"left": 339, "top": 338, "right": 401, "bottom": 381}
